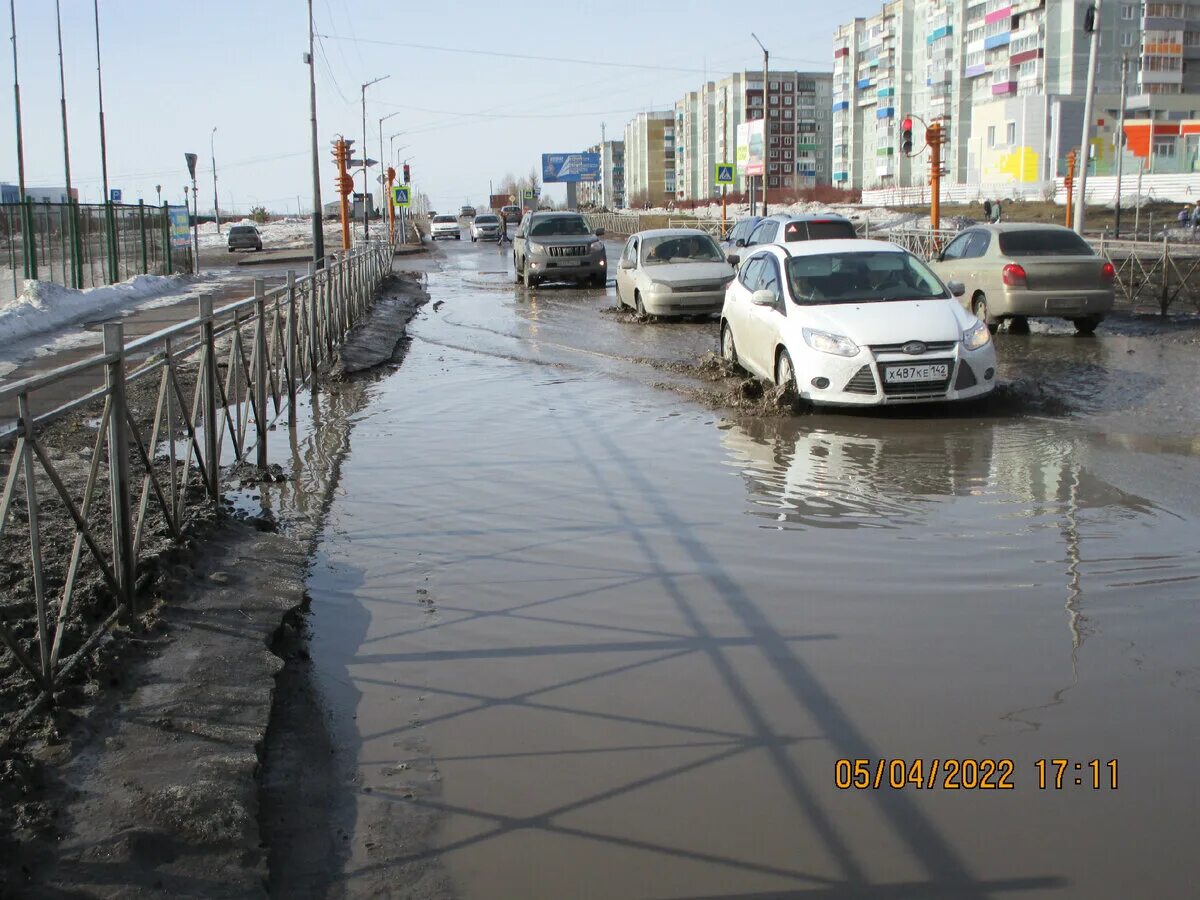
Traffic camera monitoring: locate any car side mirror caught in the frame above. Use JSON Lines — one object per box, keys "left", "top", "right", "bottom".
{"left": 947, "top": 280, "right": 966, "bottom": 297}
{"left": 735, "top": 238, "right": 746, "bottom": 248}
{"left": 751, "top": 289, "right": 778, "bottom": 306}
{"left": 726, "top": 254, "right": 740, "bottom": 267}
{"left": 618, "top": 259, "right": 635, "bottom": 270}
{"left": 594, "top": 228, "right": 606, "bottom": 236}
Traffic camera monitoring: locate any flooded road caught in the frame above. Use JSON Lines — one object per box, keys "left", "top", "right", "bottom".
{"left": 299, "top": 239, "right": 1200, "bottom": 898}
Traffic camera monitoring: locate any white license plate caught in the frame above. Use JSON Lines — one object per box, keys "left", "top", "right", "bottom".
{"left": 555, "top": 259, "right": 581, "bottom": 266}
{"left": 884, "top": 363, "right": 949, "bottom": 384}
{"left": 1047, "top": 297, "right": 1084, "bottom": 311}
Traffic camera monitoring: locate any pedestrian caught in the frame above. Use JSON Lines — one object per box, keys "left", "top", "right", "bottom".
{"left": 1191, "top": 202, "right": 1200, "bottom": 234}
{"left": 991, "top": 199, "right": 1003, "bottom": 224}
{"left": 1179, "top": 206, "right": 1191, "bottom": 229}
{"left": 982, "top": 199, "right": 993, "bottom": 222}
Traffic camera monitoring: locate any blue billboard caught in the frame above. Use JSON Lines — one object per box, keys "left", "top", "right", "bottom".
{"left": 541, "top": 152, "right": 601, "bottom": 183}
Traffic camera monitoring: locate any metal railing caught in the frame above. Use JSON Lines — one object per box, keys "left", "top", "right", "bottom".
{"left": 0, "top": 241, "right": 392, "bottom": 741}
{"left": 1, "top": 200, "right": 189, "bottom": 305}
{"left": 584, "top": 213, "right": 645, "bottom": 236}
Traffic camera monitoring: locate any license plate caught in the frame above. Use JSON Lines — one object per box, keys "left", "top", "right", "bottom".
{"left": 555, "top": 259, "right": 580, "bottom": 266}
{"left": 1047, "top": 297, "right": 1083, "bottom": 311}
{"left": 884, "top": 363, "right": 949, "bottom": 384}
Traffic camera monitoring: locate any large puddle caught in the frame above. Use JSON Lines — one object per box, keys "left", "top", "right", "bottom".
{"left": 303, "top": 243, "right": 1200, "bottom": 898}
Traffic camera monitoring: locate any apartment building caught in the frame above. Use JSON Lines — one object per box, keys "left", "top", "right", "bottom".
{"left": 832, "top": 0, "right": 1194, "bottom": 193}
{"left": 624, "top": 112, "right": 676, "bottom": 207}
{"left": 578, "top": 140, "right": 626, "bottom": 209}
{"left": 670, "top": 70, "right": 833, "bottom": 202}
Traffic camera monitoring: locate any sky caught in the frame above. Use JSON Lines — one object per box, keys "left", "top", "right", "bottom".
{"left": 0, "top": 0, "right": 885, "bottom": 215}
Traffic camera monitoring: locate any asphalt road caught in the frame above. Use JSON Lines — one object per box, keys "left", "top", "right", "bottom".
{"left": 284, "top": 238, "right": 1200, "bottom": 898}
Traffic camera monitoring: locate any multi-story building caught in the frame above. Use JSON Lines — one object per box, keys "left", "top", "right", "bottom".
{"left": 578, "top": 140, "right": 626, "bottom": 209}
{"left": 672, "top": 70, "right": 833, "bottom": 202}
{"left": 833, "top": 0, "right": 1200, "bottom": 194}
{"left": 624, "top": 112, "right": 675, "bottom": 207}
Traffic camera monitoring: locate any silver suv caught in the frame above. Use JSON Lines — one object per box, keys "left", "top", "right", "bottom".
{"left": 513, "top": 213, "right": 606, "bottom": 288}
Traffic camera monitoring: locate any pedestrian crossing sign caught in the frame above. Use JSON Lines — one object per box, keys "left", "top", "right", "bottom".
{"left": 715, "top": 163, "right": 735, "bottom": 185}
{"left": 523, "top": 188, "right": 535, "bottom": 200}
{"left": 392, "top": 185, "right": 411, "bottom": 207}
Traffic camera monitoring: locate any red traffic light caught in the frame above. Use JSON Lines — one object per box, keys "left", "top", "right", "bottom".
{"left": 402, "top": 164, "right": 410, "bottom": 184}
{"left": 901, "top": 117, "right": 913, "bottom": 132}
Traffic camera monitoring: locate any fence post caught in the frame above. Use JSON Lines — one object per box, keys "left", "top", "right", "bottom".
{"left": 162, "top": 202, "right": 173, "bottom": 275}
{"left": 286, "top": 270, "right": 298, "bottom": 417}
{"left": 254, "top": 279, "right": 269, "bottom": 470}
{"left": 199, "top": 295, "right": 221, "bottom": 507}
{"left": 1161, "top": 231, "right": 1170, "bottom": 316}
{"left": 15, "top": 392, "right": 50, "bottom": 687}
{"left": 138, "top": 201, "right": 148, "bottom": 274}
{"left": 69, "top": 200, "right": 83, "bottom": 289}
{"left": 22, "top": 197, "right": 37, "bottom": 281}
{"left": 308, "top": 262, "right": 320, "bottom": 376}
{"left": 102, "top": 323, "right": 136, "bottom": 614}
{"left": 104, "top": 200, "right": 118, "bottom": 284}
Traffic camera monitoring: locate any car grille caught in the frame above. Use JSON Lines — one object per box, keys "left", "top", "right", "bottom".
{"left": 954, "top": 361, "right": 977, "bottom": 390}
{"left": 674, "top": 283, "right": 725, "bottom": 293}
{"left": 870, "top": 340, "right": 957, "bottom": 356}
{"left": 844, "top": 365, "right": 877, "bottom": 394}
{"left": 548, "top": 245, "right": 587, "bottom": 257}
{"left": 879, "top": 357, "right": 954, "bottom": 397}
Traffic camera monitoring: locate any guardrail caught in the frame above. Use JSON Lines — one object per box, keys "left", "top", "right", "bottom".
{"left": 0, "top": 241, "right": 392, "bottom": 742}
{"left": 584, "top": 213, "right": 643, "bottom": 236}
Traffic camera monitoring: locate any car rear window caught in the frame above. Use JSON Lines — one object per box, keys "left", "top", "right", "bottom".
{"left": 230, "top": 226, "right": 255, "bottom": 236}
{"left": 998, "top": 230, "right": 1093, "bottom": 256}
{"left": 783, "top": 219, "right": 856, "bottom": 242}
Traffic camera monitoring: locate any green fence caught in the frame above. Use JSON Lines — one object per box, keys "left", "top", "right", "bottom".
{"left": 0, "top": 200, "right": 192, "bottom": 306}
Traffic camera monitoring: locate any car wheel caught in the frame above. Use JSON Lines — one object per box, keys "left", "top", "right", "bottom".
{"left": 721, "top": 322, "right": 742, "bottom": 372}
{"left": 513, "top": 255, "right": 523, "bottom": 283}
{"left": 1072, "top": 315, "right": 1102, "bottom": 336}
{"left": 590, "top": 273, "right": 606, "bottom": 288}
{"left": 455, "top": 234, "right": 461, "bottom": 240}
{"left": 634, "top": 292, "right": 647, "bottom": 319}
{"left": 973, "top": 293, "right": 997, "bottom": 334}
{"left": 776, "top": 348, "right": 797, "bottom": 393}
{"left": 227, "top": 248, "right": 234, "bottom": 253}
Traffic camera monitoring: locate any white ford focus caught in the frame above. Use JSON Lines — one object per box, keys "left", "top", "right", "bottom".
{"left": 720, "top": 240, "right": 997, "bottom": 407}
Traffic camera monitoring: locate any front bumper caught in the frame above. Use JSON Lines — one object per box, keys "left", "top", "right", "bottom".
{"left": 642, "top": 289, "right": 725, "bottom": 317}
{"left": 431, "top": 227, "right": 459, "bottom": 238}
{"left": 797, "top": 345, "right": 997, "bottom": 407}
{"left": 992, "top": 287, "right": 1114, "bottom": 319}
{"left": 528, "top": 254, "right": 607, "bottom": 280}
{"left": 474, "top": 229, "right": 501, "bottom": 241}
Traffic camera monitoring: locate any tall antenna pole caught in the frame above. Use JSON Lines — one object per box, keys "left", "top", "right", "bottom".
{"left": 1114, "top": 53, "right": 1129, "bottom": 239}
{"left": 54, "top": 0, "right": 73, "bottom": 203}
{"left": 93, "top": 0, "right": 108, "bottom": 202}
{"left": 10, "top": 0, "right": 25, "bottom": 200}
{"left": 307, "top": 0, "right": 324, "bottom": 267}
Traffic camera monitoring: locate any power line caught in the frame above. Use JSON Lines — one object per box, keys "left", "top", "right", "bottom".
{"left": 373, "top": 100, "right": 660, "bottom": 119}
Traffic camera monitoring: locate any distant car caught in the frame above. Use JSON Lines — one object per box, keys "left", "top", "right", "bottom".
{"left": 501, "top": 205, "right": 521, "bottom": 223}
{"left": 720, "top": 240, "right": 996, "bottom": 407}
{"left": 926, "top": 223, "right": 1115, "bottom": 334}
{"left": 741, "top": 213, "right": 858, "bottom": 250}
{"left": 227, "top": 224, "right": 263, "bottom": 252}
{"left": 720, "top": 216, "right": 762, "bottom": 253}
{"left": 459, "top": 206, "right": 477, "bottom": 219}
{"left": 431, "top": 214, "right": 461, "bottom": 240}
{"left": 615, "top": 229, "right": 735, "bottom": 318}
{"left": 471, "top": 213, "right": 503, "bottom": 242}
{"left": 512, "top": 212, "right": 607, "bottom": 288}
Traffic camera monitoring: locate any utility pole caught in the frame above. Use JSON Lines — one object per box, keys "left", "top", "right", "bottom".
{"left": 752, "top": 33, "right": 769, "bottom": 217}
{"left": 929, "top": 121, "right": 943, "bottom": 233}
{"left": 155, "top": 184, "right": 161, "bottom": 206}
{"left": 360, "top": 74, "right": 389, "bottom": 241}
{"left": 1065, "top": 148, "right": 1077, "bottom": 230}
{"left": 211, "top": 126, "right": 220, "bottom": 233}
{"left": 54, "top": 0, "right": 79, "bottom": 286}
{"left": 306, "top": 0, "right": 324, "bottom": 267}
{"left": 1114, "top": 53, "right": 1128, "bottom": 238}
{"left": 9, "top": 0, "right": 24, "bottom": 203}
{"left": 721, "top": 97, "right": 728, "bottom": 235}
{"left": 1073, "top": 0, "right": 1102, "bottom": 235}
{"left": 378, "top": 111, "right": 399, "bottom": 222}
{"left": 93, "top": 0, "right": 108, "bottom": 203}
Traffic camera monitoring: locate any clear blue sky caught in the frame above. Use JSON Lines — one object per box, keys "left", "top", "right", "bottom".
{"left": 0, "top": 0, "right": 883, "bottom": 214}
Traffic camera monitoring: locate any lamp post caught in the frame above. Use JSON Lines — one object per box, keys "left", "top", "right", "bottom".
{"left": 392, "top": 140, "right": 409, "bottom": 168}
{"left": 1073, "top": 0, "right": 1102, "bottom": 235}
{"left": 378, "top": 112, "right": 399, "bottom": 218}
{"left": 211, "top": 126, "right": 220, "bottom": 233}
{"left": 360, "top": 74, "right": 389, "bottom": 240}
{"left": 306, "top": 0, "right": 324, "bottom": 267}
{"left": 752, "top": 32, "right": 769, "bottom": 218}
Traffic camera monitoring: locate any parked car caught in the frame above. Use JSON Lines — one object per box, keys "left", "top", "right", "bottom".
{"left": 471, "top": 213, "right": 503, "bottom": 242}
{"left": 431, "top": 214, "right": 461, "bottom": 240}
{"left": 720, "top": 216, "right": 762, "bottom": 253}
{"left": 501, "top": 205, "right": 522, "bottom": 223}
{"left": 615, "top": 229, "right": 735, "bottom": 318}
{"left": 227, "top": 224, "right": 263, "bottom": 252}
{"left": 459, "top": 206, "right": 477, "bottom": 219}
{"left": 740, "top": 213, "right": 859, "bottom": 250}
{"left": 513, "top": 212, "right": 607, "bottom": 288}
{"left": 927, "top": 223, "right": 1115, "bottom": 334}
{"left": 719, "top": 239, "right": 996, "bottom": 407}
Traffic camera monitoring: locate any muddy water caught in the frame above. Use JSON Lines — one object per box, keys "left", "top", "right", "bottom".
{"left": 306, "top": 242, "right": 1200, "bottom": 898}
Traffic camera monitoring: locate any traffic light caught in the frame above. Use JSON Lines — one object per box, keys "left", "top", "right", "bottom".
{"left": 901, "top": 117, "right": 914, "bottom": 155}
{"left": 402, "top": 164, "right": 410, "bottom": 184}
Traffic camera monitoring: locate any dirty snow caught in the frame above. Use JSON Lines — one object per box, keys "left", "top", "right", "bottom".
{"left": 0, "top": 275, "right": 189, "bottom": 345}
{"left": 196, "top": 217, "right": 316, "bottom": 250}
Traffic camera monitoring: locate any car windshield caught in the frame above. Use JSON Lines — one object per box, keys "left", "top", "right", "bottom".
{"left": 641, "top": 234, "right": 723, "bottom": 265}
{"left": 785, "top": 251, "right": 947, "bottom": 304}
{"left": 433, "top": 215, "right": 456, "bottom": 223}
{"left": 530, "top": 216, "right": 591, "bottom": 236}
{"left": 475, "top": 215, "right": 499, "bottom": 224}
{"left": 998, "top": 230, "right": 1094, "bottom": 256}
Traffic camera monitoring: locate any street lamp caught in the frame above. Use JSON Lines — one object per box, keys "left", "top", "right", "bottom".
{"left": 360, "top": 74, "right": 390, "bottom": 240}
{"left": 391, "top": 140, "right": 409, "bottom": 168}
{"left": 752, "top": 32, "right": 769, "bottom": 217}
{"left": 211, "top": 126, "right": 221, "bottom": 233}
{"left": 378, "top": 112, "right": 400, "bottom": 213}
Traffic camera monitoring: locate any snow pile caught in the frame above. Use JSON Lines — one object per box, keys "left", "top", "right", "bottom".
{"left": 0, "top": 274, "right": 188, "bottom": 345}
{"left": 196, "top": 217, "right": 316, "bottom": 249}
{"left": 618, "top": 200, "right": 918, "bottom": 231}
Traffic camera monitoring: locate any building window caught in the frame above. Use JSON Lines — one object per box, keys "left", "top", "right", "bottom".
{"left": 988, "top": 125, "right": 996, "bottom": 147}
{"left": 1121, "top": 3, "right": 1136, "bottom": 18}
{"left": 783, "top": 95, "right": 793, "bottom": 106}
{"left": 769, "top": 149, "right": 779, "bottom": 159}
{"left": 1153, "top": 140, "right": 1176, "bottom": 157}
{"left": 1121, "top": 32, "right": 1135, "bottom": 47}
{"left": 769, "top": 94, "right": 779, "bottom": 105}
{"left": 1006, "top": 122, "right": 1016, "bottom": 145}
{"left": 770, "top": 81, "right": 779, "bottom": 90}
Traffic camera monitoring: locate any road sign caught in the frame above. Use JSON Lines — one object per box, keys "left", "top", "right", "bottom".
{"left": 392, "top": 185, "right": 411, "bottom": 207}
{"left": 541, "top": 152, "right": 600, "bottom": 183}
{"left": 714, "top": 164, "right": 734, "bottom": 185}
{"left": 110, "top": 188, "right": 123, "bottom": 203}
{"left": 523, "top": 188, "right": 535, "bottom": 200}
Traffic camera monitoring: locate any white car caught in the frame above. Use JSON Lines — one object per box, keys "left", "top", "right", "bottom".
{"left": 719, "top": 240, "right": 997, "bottom": 406}
{"left": 470, "top": 213, "right": 503, "bottom": 242}
{"left": 430, "top": 214, "right": 461, "bottom": 240}
{"left": 616, "top": 228, "right": 735, "bottom": 317}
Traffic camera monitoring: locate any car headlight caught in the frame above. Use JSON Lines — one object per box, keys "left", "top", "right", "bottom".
{"left": 647, "top": 281, "right": 673, "bottom": 294}
{"left": 528, "top": 242, "right": 547, "bottom": 255}
{"left": 802, "top": 327, "right": 860, "bottom": 357}
{"left": 589, "top": 240, "right": 603, "bottom": 252}
{"left": 962, "top": 318, "right": 991, "bottom": 351}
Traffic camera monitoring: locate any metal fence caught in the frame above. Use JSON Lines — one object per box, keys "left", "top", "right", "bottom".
{"left": 0, "top": 241, "right": 392, "bottom": 742}
{"left": 0, "top": 200, "right": 188, "bottom": 306}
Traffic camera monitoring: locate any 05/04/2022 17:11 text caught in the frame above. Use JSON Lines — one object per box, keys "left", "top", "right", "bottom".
{"left": 833, "top": 759, "right": 1119, "bottom": 791}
